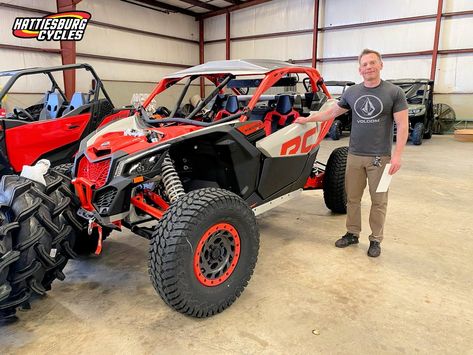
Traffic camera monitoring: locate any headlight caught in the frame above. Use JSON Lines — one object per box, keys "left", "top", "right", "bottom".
{"left": 114, "top": 153, "right": 162, "bottom": 177}
{"left": 408, "top": 108, "right": 424, "bottom": 115}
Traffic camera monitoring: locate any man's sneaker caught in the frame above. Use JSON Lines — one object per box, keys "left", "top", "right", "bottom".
{"left": 335, "top": 233, "right": 359, "bottom": 248}
{"left": 367, "top": 241, "right": 381, "bottom": 257}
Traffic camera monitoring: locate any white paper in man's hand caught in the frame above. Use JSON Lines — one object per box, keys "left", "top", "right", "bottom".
{"left": 376, "top": 164, "right": 393, "bottom": 193}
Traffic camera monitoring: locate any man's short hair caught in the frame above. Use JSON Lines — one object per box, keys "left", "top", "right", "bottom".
{"left": 358, "top": 49, "right": 382, "bottom": 63}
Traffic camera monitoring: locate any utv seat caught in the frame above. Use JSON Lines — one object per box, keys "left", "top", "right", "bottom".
{"left": 263, "top": 95, "right": 299, "bottom": 135}
{"left": 62, "top": 92, "right": 90, "bottom": 116}
{"left": 214, "top": 95, "right": 240, "bottom": 121}
{"left": 39, "top": 92, "right": 64, "bottom": 120}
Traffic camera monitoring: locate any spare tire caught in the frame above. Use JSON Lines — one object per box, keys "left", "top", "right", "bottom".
{"left": 0, "top": 175, "right": 69, "bottom": 320}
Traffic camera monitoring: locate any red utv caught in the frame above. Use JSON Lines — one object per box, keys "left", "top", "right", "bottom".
{"left": 0, "top": 64, "right": 131, "bottom": 175}
{"left": 1, "top": 60, "right": 347, "bottom": 320}
{"left": 0, "top": 64, "right": 131, "bottom": 320}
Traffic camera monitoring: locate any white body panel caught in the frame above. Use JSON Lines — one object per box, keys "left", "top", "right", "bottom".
{"left": 256, "top": 99, "right": 338, "bottom": 157}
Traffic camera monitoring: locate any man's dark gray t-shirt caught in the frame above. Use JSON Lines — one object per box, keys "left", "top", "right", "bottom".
{"left": 338, "top": 80, "right": 408, "bottom": 156}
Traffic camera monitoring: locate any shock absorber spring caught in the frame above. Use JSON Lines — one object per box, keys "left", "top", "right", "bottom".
{"left": 161, "top": 153, "right": 185, "bottom": 203}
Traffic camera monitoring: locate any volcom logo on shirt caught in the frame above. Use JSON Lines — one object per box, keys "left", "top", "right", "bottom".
{"left": 354, "top": 95, "right": 383, "bottom": 123}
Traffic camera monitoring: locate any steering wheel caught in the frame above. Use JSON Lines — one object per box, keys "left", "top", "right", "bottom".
{"left": 13, "top": 107, "right": 34, "bottom": 121}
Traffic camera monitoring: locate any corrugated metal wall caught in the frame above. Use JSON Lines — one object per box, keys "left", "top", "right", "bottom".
{"left": 0, "top": 0, "right": 200, "bottom": 109}
{"left": 203, "top": 0, "right": 473, "bottom": 117}
{"left": 1, "top": 0, "right": 472, "bottom": 116}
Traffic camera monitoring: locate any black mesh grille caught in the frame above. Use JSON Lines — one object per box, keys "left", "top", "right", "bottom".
{"left": 94, "top": 187, "right": 117, "bottom": 212}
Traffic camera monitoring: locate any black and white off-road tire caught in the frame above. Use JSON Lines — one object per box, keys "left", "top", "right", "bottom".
{"left": 49, "top": 164, "right": 112, "bottom": 255}
{"left": 411, "top": 122, "right": 424, "bottom": 145}
{"left": 149, "top": 188, "right": 259, "bottom": 317}
{"left": 323, "top": 146, "right": 348, "bottom": 214}
{"left": 329, "top": 119, "right": 343, "bottom": 140}
{"left": 0, "top": 175, "right": 71, "bottom": 319}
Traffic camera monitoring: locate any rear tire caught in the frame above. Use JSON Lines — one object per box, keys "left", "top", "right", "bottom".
{"left": 323, "top": 147, "right": 348, "bottom": 214}
{"left": 149, "top": 188, "right": 259, "bottom": 317}
{"left": 329, "top": 119, "right": 342, "bottom": 140}
{"left": 423, "top": 120, "right": 433, "bottom": 139}
{"left": 411, "top": 122, "right": 424, "bottom": 145}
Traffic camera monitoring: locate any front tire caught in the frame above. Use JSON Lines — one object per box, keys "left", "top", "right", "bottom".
{"left": 149, "top": 188, "right": 259, "bottom": 317}
{"left": 411, "top": 122, "right": 424, "bottom": 145}
{"left": 323, "top": 147, "right": 348, "bottom": 214}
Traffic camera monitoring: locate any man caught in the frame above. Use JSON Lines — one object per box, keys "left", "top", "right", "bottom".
{"left": 295, "top": 49, "right": 408, "bottom": 257}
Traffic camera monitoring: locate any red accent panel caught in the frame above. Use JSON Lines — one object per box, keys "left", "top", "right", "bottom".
{"left": 72, "top": 177, "right": 94, "bottom": 211}
{"left": 144, "top": 190, "right": 169, "bottom": 211}
{"left": 214, "top": 109, "right": 241, "bottom": 121}
{"left": 304, "top": 171, "right": 324, "bottom": 190}
{"left": 143, "top": 78, "right": 179, "bottom": 108}
{"left": 85, "top": 124, "right": 201, "bottom": 159}
{"left": 193, "top": 223, "right": 241, "bottom": 287}
{"left": 236, "top": 121, "right": 265, "bottom": 136}
{"left": 77, "top": 157, "right": 110, "bottom": 189}
{"left": 130, "top": 193, "right": 164, "bottom": 220}
{"left": 6, "top": 113, "right": 90, "bottom": 172}
{"left": 263, "top": 109, "right": 300, "bottom": 136}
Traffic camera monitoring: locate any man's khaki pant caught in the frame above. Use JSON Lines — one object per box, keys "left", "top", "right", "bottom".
{"left": 345, "top": 153, "right": 391, "bottom": 243}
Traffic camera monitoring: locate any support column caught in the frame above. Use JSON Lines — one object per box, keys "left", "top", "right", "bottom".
{"left": 226, "top": 12, "right": 231, "bottom": 60}
{"left": 57, "top": 0, "right": 80, "bottom": 99}
{"left": 312, "top": 0, "right": 320, "bottom": 68}
{"left": 430, "top": 0, "right": 444, "bottom": 81}
{"left": 199, "top": 19, "right": 205, "bottom": 98}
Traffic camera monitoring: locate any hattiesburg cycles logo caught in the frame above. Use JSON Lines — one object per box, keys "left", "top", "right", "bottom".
{"left": 354, "top": 95, "right": 383, "bottom": 123}
{"left": 12, "top": 11, "right": 91, "bottom": 41}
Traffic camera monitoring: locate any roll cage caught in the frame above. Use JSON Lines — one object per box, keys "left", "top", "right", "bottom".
{"left": 141, "top": 65, "right": 330, "bottom": 132}
{"left": 0, "top": 63, "right": 113, "bottom": 105}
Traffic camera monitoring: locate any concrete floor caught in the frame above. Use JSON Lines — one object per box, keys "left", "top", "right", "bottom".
{"left": 1, "top": 135, "right": 473, "bottom": 354}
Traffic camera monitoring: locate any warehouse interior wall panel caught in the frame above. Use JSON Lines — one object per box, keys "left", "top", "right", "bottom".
{"left": 11, "top": 0, "right": 57, "bottom": 12}
{"left": 89, "top": 59, "right": 180, "bottom": 82}
{"left": 318, "top": 21, "right": 435, "bottom": 60}
{"left": 0, "top": 7, "right": 61, "bottom": 51}
{"left": 231, "top": 34, "right": 313, "bottom": 62}
{"left": 231, "top": 0, "right": 314, "bottom": 38}
{"left": 444, "top": 0, "right": 473, "bottom": 13}
{"left": 439, "top": 17, "right": 473, "bottom": 50}
{"left": 204, "top": 14, "right": 226, "bottom": 41}
{"left": 78, "top": 0, "right": 199, "bottom": 41}
{"left": 321, "top": 0, "right": 437, "bottom": 27}
{"left": 74, "top": 58, "right": 181, "bottom": 90}
{"left": 204, "top": 43, "right": 226, "bottom": 62}
{"left": 434, "top": 93, "right": 473, "bottom": 119}
{"left": 103, "top": 80, "right": 200, "bottom": 109}
{"left": 77, "top": 25, "right": 198, "bottom": 66}
{"left": 317, "top": 57, "right": 432, "bottom": 87}
{"left": 436, "top": 55, "right": 473, "bottom": 92}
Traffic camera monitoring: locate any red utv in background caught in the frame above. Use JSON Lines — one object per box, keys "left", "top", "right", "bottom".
{"left": 0, "top": 64, "right": 131, "bottom": 320}
{"left": 0, "top": 64, "right": 131, "bottom": 175}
